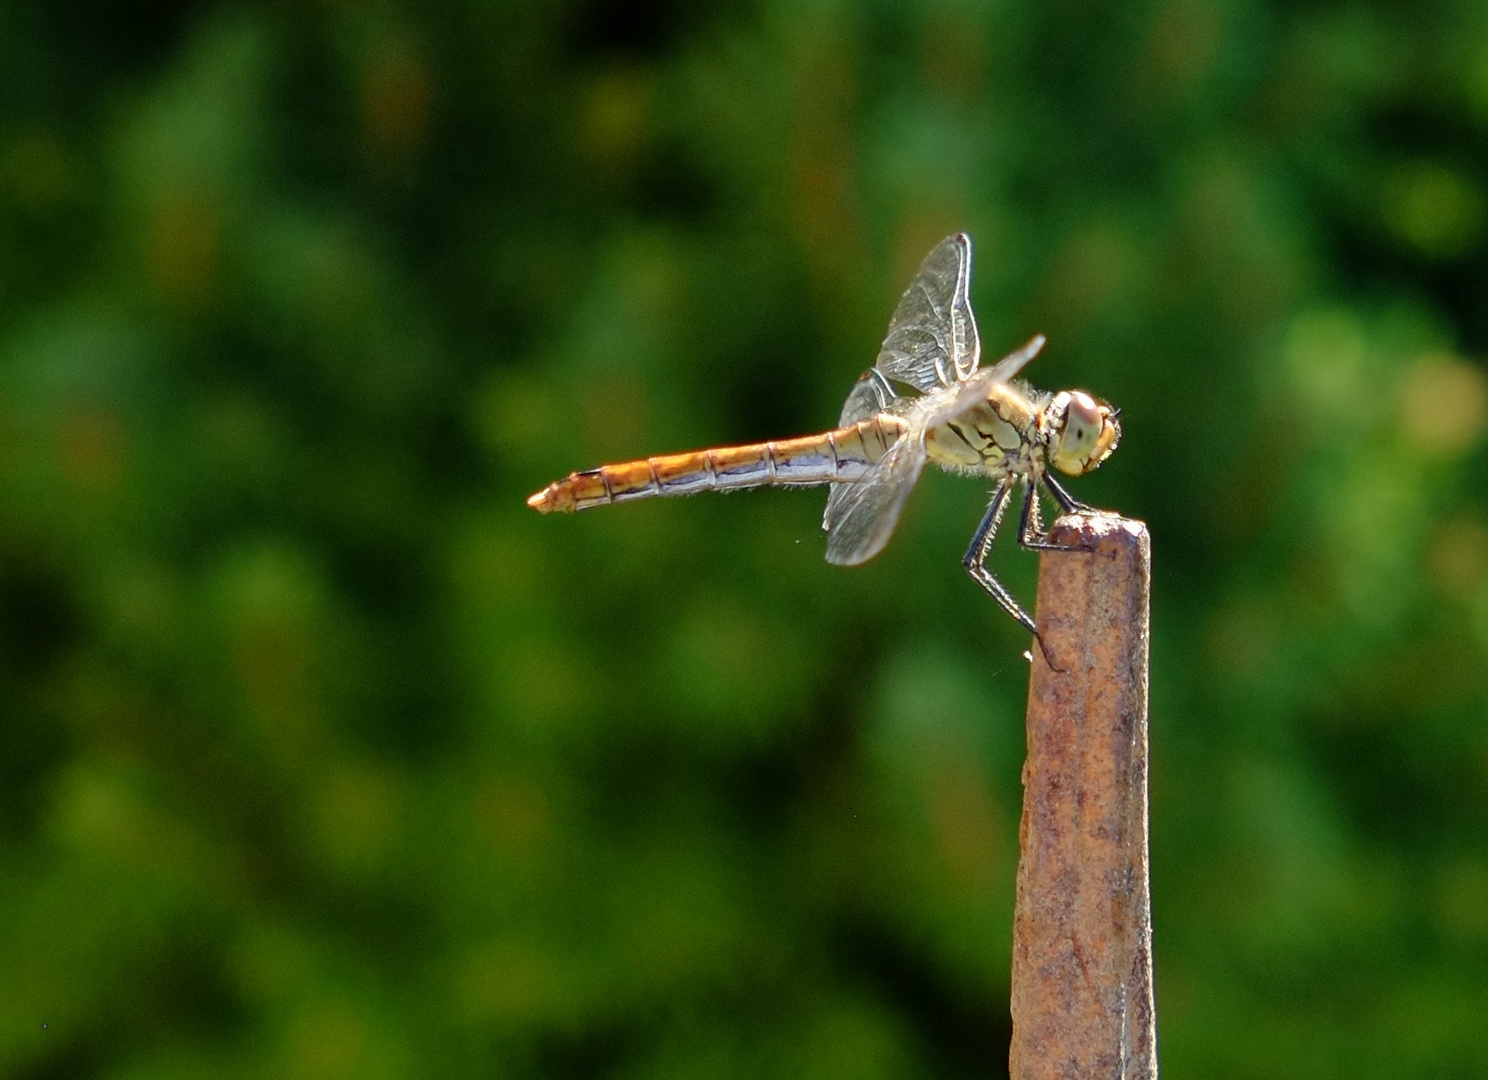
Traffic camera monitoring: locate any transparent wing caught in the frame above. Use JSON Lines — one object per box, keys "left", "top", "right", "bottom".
{"left": 974, "top": 333, "right": 1046, "bottom": 391}
{"left": 819, "top": 335, "right": 1046, "bottom": 566}
{"left": 871, "top": 233, "right": 981, "bottom": 392}
{"left": 915, "top": 334, "right": 1047, "bottom": 427}
{"left": 837, "top": 367, "right": 908, "bottom": 425}
{"left": 822, "top": 434, "right": 929, "bottom": 565}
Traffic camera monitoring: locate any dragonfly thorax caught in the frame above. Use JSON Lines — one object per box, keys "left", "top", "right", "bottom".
{"left": 923, "top": 383, "right": 1042, "bottom": 475}
{"left": 1041, "top": 389, "right": 1121, "bottom": 476}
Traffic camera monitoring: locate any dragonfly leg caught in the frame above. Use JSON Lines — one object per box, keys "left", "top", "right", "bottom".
{"left": 963, "top": 478, "right": 1039, "bottom": 637}
{"left": 1019, "top": 476, "right": 1086, "bottom": 553}
{"left": 1043, "top": 473, "right": 1099, "bottom": 516}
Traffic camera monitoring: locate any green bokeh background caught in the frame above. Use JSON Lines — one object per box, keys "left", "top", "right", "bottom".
{"left": 3, "top": 1, "right": 1488, "bottom": 1077}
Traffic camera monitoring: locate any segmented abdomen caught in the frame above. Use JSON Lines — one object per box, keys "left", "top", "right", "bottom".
{"left": 527, "top": 415, "right": 908, "bottom": 513}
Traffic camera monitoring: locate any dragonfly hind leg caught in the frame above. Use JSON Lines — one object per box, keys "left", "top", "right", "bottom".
{"left": 963, "top": 478, "right": 1038, "bottom": 636}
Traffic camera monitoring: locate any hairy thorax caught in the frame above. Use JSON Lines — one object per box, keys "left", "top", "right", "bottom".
{"left": 924, "top": 384, "right": 1042, "bottom": 476}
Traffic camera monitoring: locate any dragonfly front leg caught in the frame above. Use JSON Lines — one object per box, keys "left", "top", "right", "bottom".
{"left": 963, "top": 477, "right": 1038, "bottom": 636}
{"left": 1019, "top": 476, "right": 1087, "bottom": 553}
{"left": 1043, "top": 472, "right": 1098, "bottom": 516}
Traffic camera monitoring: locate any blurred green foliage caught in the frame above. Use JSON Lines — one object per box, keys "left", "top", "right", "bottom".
{"left": 2, "top": 0, "right": 1487, "bottom": 1077}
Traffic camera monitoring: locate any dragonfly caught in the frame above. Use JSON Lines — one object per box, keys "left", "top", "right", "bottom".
{"left": 527, "top": 233, "right": 1121, "bottom": 638}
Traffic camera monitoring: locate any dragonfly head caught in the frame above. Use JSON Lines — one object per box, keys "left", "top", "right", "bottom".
{"left": 1044, "top": 390, "right": 1121, "bottom": 476}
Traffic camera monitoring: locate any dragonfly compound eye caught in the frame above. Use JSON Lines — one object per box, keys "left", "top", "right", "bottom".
{"left": 1049, "top": 390, "right": 1121, "bottom": 476}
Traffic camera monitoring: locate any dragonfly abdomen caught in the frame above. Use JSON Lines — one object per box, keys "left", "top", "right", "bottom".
{"left": 527, "top": 415, "right": 907, "bottom": 513}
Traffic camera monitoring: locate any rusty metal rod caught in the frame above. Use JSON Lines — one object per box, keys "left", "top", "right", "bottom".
{"left": 1009, "top": 513, "right": 1155, "bottom": 1080}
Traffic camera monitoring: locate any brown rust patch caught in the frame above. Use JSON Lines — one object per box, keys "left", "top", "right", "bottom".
{"left": 1010, "top": 513, "right": 1155, "bottom": 1080}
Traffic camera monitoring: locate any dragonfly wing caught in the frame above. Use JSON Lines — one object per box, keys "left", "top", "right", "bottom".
{"left": 974, "top": 333, "right": 1046, "bottom": 390}
{"left": 872, "top": 233, "right": 982, "bottom": 392}
{"left": 916, "top": 334, "right": 1048, "bottom": 428}
{"left": 821, "top": 333, "right": 1046, "bottom": 567}
{"left": 822, "top": 434, "right": 929, "bottom": 565}
{"left": 837, "top": 367, "right": 906, "bottom": 425}
{"left": 824, "top": 334, "right": 1047, "bottom": 564}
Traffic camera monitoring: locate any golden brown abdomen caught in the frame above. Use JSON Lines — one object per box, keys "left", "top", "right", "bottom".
{"left": 527, "top": 415, "right": 908, "bottom": 513}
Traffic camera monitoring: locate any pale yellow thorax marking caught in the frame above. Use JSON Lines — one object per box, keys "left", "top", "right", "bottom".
{"left": 925, "top": 383, "right": 1040, "bottom": 472}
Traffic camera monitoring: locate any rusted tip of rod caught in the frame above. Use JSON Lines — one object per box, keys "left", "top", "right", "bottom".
{"left": 1032, "top": 514, "right": 1149, "bottom": 679}
{"left": 1011, "top": 513, "right": 1155, "bottom": 1080}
